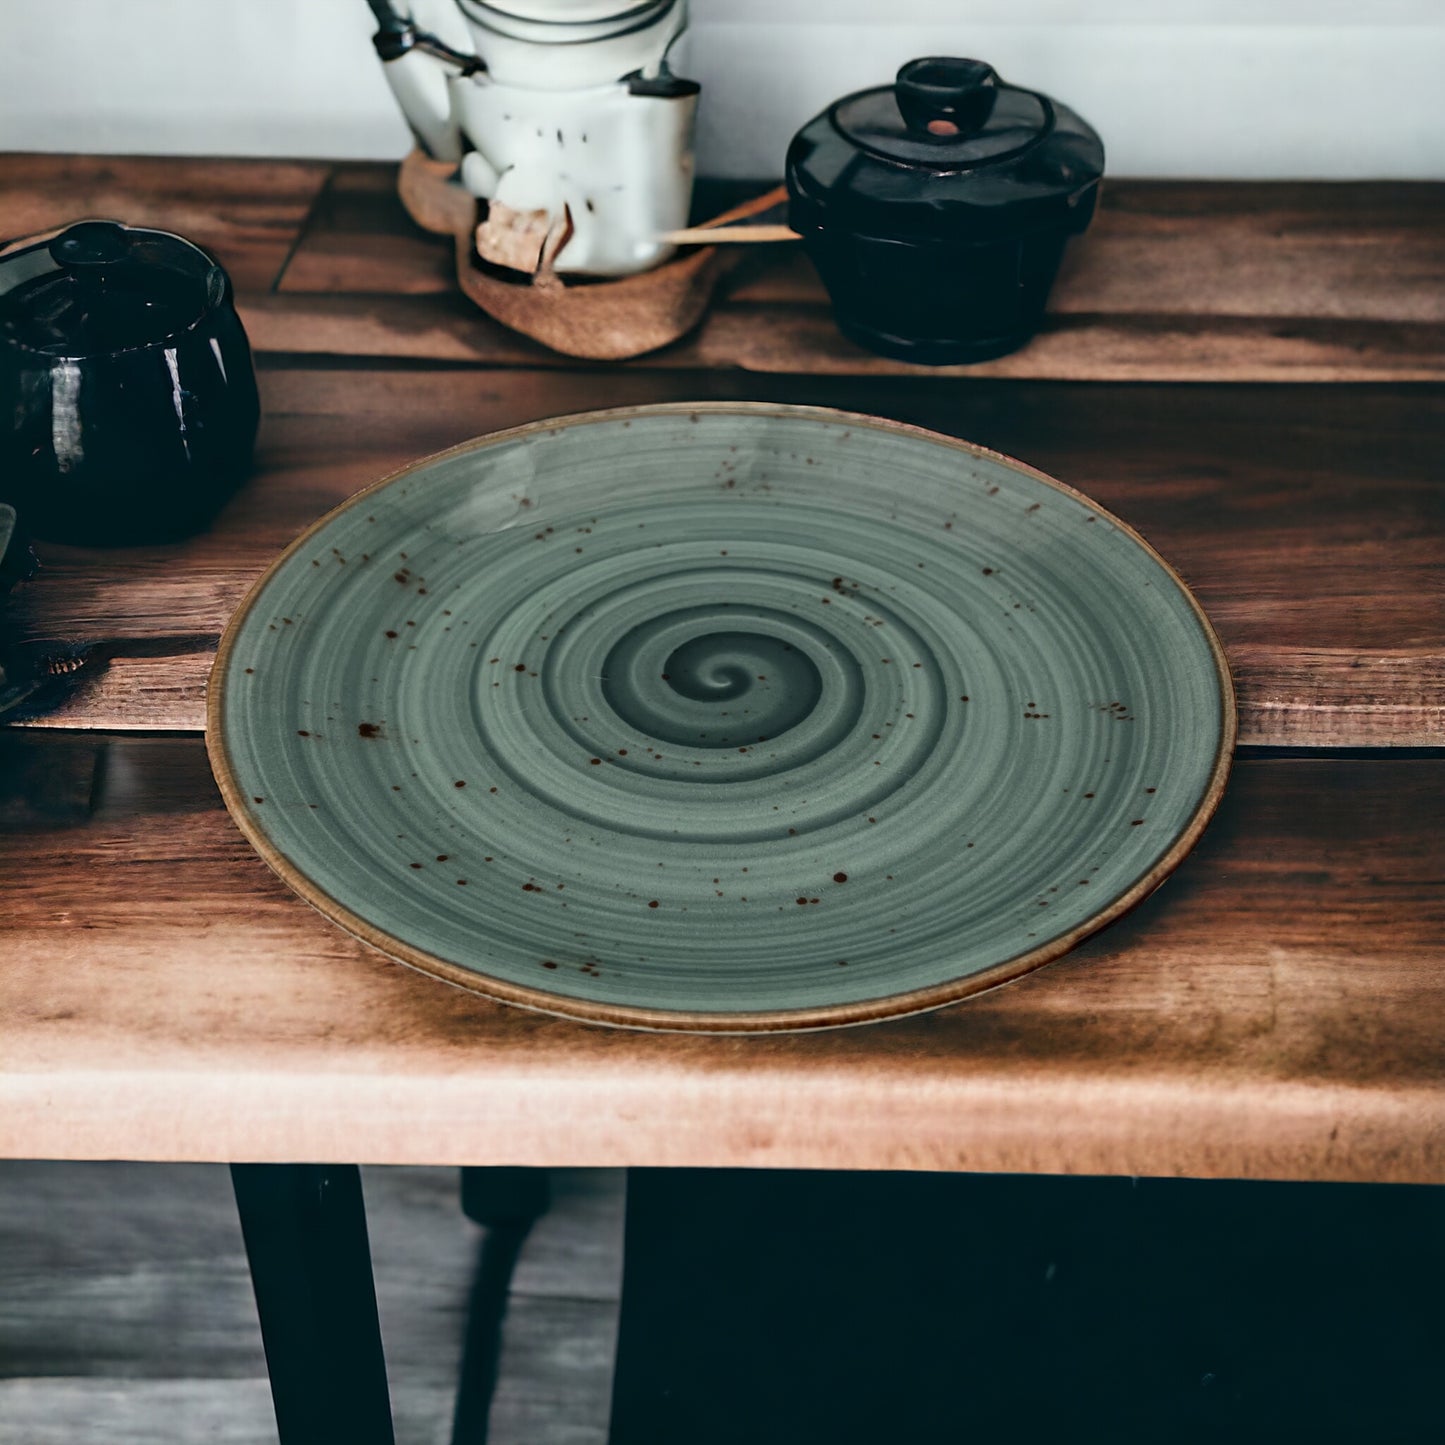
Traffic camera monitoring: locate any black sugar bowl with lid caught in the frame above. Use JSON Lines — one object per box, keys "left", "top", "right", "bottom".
{"left": 785, "top": 57, "right": 1105, "bottom": 365}
{"left": 0, "top": 220, "right": 258, "bottom": 545}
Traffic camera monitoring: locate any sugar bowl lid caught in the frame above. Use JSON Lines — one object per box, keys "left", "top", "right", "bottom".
{"left": 786, "top": 57, "right": 1105, "bottom": 241}
{"left": 0, "top": 219, "right": 226, "bottom": 360}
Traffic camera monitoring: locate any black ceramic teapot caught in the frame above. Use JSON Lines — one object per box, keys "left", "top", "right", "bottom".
{"left": 0, "top": 220, "right": 259, "bottom": 545}
{"left": 786, "top": 57, "right": 1105, "bottom": 364}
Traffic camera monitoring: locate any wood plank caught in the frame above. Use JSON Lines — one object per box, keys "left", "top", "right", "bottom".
{"left": 238, "top": 290, "right": 1445, "bottom": 383}
{"left": 0, "top": 1340, "right": 615, "bottom": 1445}
{"left": 727, "top": 181, "right": 1445, "bottom": 320}
{"left": 0, "top": 1160, "right": 623, "bottom": 1445}
{"left": 274, "top": 163, "right": 454, "bottom": 297}
{"left": 673, "top": 308, "right": 1445, "bottom": 383}
{"left": 0, "top": 734, "right": 102, "bottom": 827}
{"left": 263, "top": 170, "right": 1445, "bottom": 380}
{"left": 7, "top": 370, "right": 1443, "bottom": 747}
{"left": 279, "top": 172, "right": 1445, "bottom": 325}
{"left": 4, "top": 160, "right": 1441, "bottom": 378}
{"left": 487, "top": 1296, "right": 618, "bottom": 1445}
{"left": 275, "top": 172, "right": 1445, "bottom": 322}
{"left": 1, "top": 738, "right": 1441, "bottom": 1183}
{"left": 0, "top": 1379, "right": 276, "bottom": 1445}
{"left": 0, "top": 154, "right": 330, "bottom": 294}
{"left": 276, "top": 171, "right": 773, "bottom": 299}
{"left": 0, "top": 1161, "right": 264, "bottom": 1380}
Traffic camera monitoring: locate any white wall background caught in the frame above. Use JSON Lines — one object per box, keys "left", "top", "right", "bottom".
{"left": 2, "top": 1, "right": 1443, "bottom": 179}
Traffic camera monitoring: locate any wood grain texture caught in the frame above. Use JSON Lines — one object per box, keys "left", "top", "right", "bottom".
{"left": 277, "top": 163, "right": 454, "bottom": 297}
{"left": 8, "top": 370, "right": 1442, "bottom": 746}
{"left": 0, "top": 154, "right": 328, "bottom": 293}
{"left": 237, "top": 291, "right": 1445, "bottom": 383}
{"left": 280, "top": 172, "right": 1445, "bottom": 325}
{"left": 0, "top": 1161, "right": 623, "bottom": 1445}
{"left": 0, "top": 1162, "right": 265, "bottom": 1380}
{"left": 1, "top": 736, "right": 1441, "bottom": 1182}
{"left": 0, "top": 1380, "right": 276, "bottom": 1445}
{"left": 3, "top": 159, "right": 1440, "bottom": 379}
{"left": 727, "top": 182, "right": 1445, "bottom": 321}
{"left": 0, "top": 156, "right": 1440, "bottom": 1195}
{"left": 260, "top": 170, "right": 1445, "bottom": 381}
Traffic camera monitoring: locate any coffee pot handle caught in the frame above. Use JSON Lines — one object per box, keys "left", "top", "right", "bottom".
{"left": 367, "top": 0, "right": 483, "bottom": 163}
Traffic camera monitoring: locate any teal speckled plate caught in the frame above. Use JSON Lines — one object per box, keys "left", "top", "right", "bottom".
{"left": 208, "top": 404, "right": 1234, "bottom": 1032}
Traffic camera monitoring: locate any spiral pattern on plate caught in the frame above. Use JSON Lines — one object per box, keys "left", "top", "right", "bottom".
{"left": 211, "top": 406, "right": 1232, "bottom": 1029}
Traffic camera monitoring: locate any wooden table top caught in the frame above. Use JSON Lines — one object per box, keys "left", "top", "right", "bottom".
{"left": 2, "top": 156, "right": 1442, "bottom": 1181}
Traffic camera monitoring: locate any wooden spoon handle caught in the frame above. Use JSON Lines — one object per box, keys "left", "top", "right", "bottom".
{"left": 661, "top": 184, "right": 798, "bottom": 245}
{"left": 659, "top": 223, "right": 801, "bottom": 246}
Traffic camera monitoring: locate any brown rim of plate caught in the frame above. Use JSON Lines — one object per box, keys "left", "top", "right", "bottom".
{"left": 206, "top": 402, "right": 1237, "bottom": 1033}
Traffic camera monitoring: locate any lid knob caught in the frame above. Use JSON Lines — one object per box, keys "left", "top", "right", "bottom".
{"left": 895, "top": 57, "right": 999, "bottom": 138}
{"left": 47, "top": 220, "right": 132, "bottom": 271}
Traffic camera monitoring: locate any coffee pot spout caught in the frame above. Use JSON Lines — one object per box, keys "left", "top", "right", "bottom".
{"left": 367, "top": 0, "right": 482, "bottom": 163}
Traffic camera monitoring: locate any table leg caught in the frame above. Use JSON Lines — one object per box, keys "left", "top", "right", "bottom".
{"left": 459, "top": 1165, "right": 551, "bottom": 1228}
{"left": 449, "top": 1168, "right": 552, "bottom": 1443}
{"left": 231, "top": 1163, "right": 395, "bottom": 1445}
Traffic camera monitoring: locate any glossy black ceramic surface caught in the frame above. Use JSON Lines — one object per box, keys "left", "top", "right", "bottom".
{"left": 0, "top": 221, "right": 258, "bottom": 545}
{"left": 786, "top": 58, "right": 1105, "bottom": 364}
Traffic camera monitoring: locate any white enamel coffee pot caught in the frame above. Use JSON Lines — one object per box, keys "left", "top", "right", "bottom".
{"left": 368, "top": 0, "right": 699, "bottom": 277}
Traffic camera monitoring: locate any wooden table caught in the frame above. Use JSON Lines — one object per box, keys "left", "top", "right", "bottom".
{"left": 2, "top": 156, "right": 1443, "bottom": 1190}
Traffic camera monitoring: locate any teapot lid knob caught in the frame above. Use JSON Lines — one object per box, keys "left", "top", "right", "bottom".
{"left": 48, "top": 220, "right": 132, "bottom": 271}
{"left": 895, "top": 57, "right": 999, "bottom": 137}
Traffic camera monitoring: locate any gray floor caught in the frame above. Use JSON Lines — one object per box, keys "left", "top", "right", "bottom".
{"left": 0, "top": 1161, "right": 625, "bottom": 1445}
